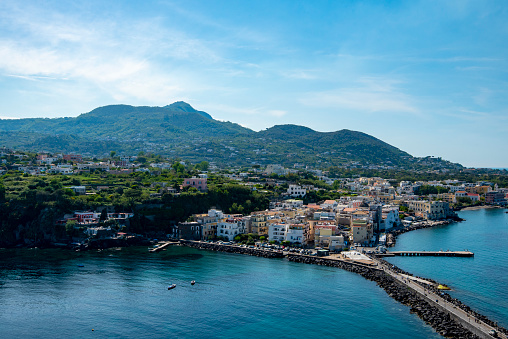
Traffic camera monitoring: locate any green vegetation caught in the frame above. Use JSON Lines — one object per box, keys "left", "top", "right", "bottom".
{"left": 0, "top": 166, "right": 268, "bottom": 247}
{"left": 0, "top": 102, "right": 462, "bottom": 169}
{"left": 415, "top": 185, "right": 449, "bottom": 195}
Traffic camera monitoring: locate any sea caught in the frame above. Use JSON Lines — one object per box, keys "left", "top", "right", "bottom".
{"left": 0, "top": 208, "right": 506, "bottom": 339}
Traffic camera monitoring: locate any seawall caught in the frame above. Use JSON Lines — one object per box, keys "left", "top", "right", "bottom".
{"left": 180, "top": 240, "right": 284, "bottom": 258}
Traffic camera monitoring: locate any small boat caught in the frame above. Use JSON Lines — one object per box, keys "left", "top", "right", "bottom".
{"left": 77, "top": 264, "right": 85, "bottom": 267}
{"left": 191, "top": 280, "right": 196, "bottom": 285}
{"left": 168, "top": 284, "right": 176, "bottom": 290}
{"left": 437, "top": 284, "right": 451, "bottom": 290}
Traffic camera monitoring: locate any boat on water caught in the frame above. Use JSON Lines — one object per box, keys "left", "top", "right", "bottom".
{"left": 191, "top": 280, "right": 196, "bottom": 285}
{"left": 437, "top": 284, "right": 451, "bottom": 290}
{"left": 168, "top": 284, "right": 176, "bottom": 290}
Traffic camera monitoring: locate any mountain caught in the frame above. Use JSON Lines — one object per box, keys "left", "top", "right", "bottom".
{"left": 0, "top": 102, "right": 458, "bottom": 169}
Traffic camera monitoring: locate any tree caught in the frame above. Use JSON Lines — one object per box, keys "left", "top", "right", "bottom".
{"left": 196, "top": 161, "right": 209, "bottom": 171}
{"left": 65, "top": 220, "right": 77, "bottom": 237}
{"left": 100, "top": 209, "right": 108, "bottom": 222}
{"left": 110, "top": 151, "right": 116, "bottom": 158}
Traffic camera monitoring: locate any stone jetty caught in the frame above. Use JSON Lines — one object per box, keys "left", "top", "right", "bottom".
{"left": 180, "top": 240, "right": 284, "bottom": 258}
{"left": 179, "top": 240, "right": 506, "bottom": 339}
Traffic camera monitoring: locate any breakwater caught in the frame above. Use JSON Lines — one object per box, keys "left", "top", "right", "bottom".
{"left": 180, "top": 240, "right": 284, "bottom": 258}
{"left": 287, "top": 255, "right": 480, "bottom": 339}
{"left": 180, "top": 241, "right": 504, "bottom": 339}
{"left": 375, "top": 257, "right": 508, "bottom": 338}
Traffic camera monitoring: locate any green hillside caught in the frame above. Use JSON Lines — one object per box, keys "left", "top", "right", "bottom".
{"left": 0, "top": 102, "right": 453, "bottom": 169}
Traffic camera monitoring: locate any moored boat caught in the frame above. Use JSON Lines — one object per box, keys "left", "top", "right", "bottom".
{"left": 168, "top": 284, "right": 176, "bottom": 290}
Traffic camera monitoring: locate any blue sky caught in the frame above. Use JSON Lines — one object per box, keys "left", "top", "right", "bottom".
{"left": 0, "top": 0, "right": 507, "bottom": 167}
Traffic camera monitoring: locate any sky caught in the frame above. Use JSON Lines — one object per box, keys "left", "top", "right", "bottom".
{"left": 0, "top": 0, "right": 507, "bottom": 168}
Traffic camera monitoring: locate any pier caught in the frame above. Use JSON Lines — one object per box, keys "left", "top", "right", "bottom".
{"left": 379, "top": 250, "right": 474, "bottom": 257}
{"left": 149, "top": 241, "right": 179, "bottom": 252}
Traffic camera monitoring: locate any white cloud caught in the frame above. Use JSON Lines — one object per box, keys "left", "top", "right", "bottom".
{"left": 0, "top": 1, "right": 225, "bottom": 105}
{"left": 280, "top": 69, "right": 318, "bottom": 80}
{"left": 267, "top": 110, "right": 287, "bottom": 117}
{"left": 300, "top": 77, "right": 419, "bottom": 115}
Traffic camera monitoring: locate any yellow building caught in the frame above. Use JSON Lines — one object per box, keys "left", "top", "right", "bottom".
{"left": 250, "top": 213, "right": 268, "bottom": 235}
{"left": 437, "top": 193, "right": 455, "bottom": 203}
{"left": 408, "top": 201, "right": 452, "bottom": 220}
{"left": 349, "top": 219, "right": 373, "bottom": 245}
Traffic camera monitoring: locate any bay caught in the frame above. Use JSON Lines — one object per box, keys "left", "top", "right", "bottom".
{"left": 0, "top": 246, "right": 439, "bottom": 338}
{"left": 1, "top": 208, "right": 506, "bottom": 338}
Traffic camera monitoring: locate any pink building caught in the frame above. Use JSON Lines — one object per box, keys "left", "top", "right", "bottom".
{"left": 182, "top": 177, "right": 207, "bottom": 192}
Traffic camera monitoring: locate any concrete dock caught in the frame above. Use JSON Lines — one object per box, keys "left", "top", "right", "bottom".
{"left": 379, "top": 250, "right": 474, "bottom": 257}
{"left": 149, "top": 241, "right": 178, "bottom": 252}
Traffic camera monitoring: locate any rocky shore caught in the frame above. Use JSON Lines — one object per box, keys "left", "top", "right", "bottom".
{"left": 387, "top": 219, "right": 458, "bottom": 247}
{"left": 180, "top": 240, "right": 284, "bottom": 258}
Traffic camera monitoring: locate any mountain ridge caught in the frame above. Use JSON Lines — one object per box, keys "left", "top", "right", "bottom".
{"left": 0, "top": 102, "right": 460, "bottom": 169}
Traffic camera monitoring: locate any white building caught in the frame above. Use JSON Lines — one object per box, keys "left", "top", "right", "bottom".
{"left": 69, "top": 186, "right": 86, "bottom": 195}
{"left": 265, "top": 164, "right": 288, "bottom": 176}
{"left": 268, "top": 224, "right": 304, "bottom": 244}
{"left": 380, "top": 206, "right": 400, "bottom": 231}
{"left": 268, "top": 224, "right": 286, "bottom": 243}
{"left": 217, "top": 218, "right": 246, "bottom": 241}
{"left": 287, "top": 185, "right": 306, "bottom": 197}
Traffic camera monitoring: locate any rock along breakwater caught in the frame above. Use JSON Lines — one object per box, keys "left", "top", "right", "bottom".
{"left": 180, "top": 240, "right": 506, "bottom": 339}
{"left": 180, "top": 240, "right": 284, "bottom": 259}
{"left": 287, "top": 255, "right": 483, "bottom": 338}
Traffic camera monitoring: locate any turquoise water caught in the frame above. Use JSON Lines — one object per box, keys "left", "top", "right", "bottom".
{"left": 0, "top": 247, "right": 440, "bottom": 338}
{"left": 386, "top": 208, "right": 508, "bottom": 328}
{"left": 0, "top": 208, "right": 505, "bottom": 338}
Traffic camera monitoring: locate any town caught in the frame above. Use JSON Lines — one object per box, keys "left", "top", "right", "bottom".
{"left": 1, "top": 148, "right": 506, "bottom": 252}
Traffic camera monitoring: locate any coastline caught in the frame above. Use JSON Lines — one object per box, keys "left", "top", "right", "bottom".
{"left": 181, "top": 240, "right": 507, "bottom": 339}
{"left": 386, "top": 219, "right": 458, "bottom": 247}
{"left": 459, "top": 205, "right": 502, "bottom": 211}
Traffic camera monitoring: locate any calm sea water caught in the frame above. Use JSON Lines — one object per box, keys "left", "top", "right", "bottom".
{"left": 386, "top": 208, "right": 508, "bottom": 328}
{"left": 0, "top": 208, "right": 506, "bottom": 338}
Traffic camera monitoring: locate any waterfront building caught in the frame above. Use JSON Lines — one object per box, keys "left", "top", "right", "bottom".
{"left": 380, "top": 206, "right": 400, "bottom": 231}
{"left": 285, "top": 224, "right": 304, "bottom": 244}
{"left": 408, "top": 200, "right": 453, "bottom": 220}
{"left": 193, "top": 209, "right": 222, "bottom": 239}
{"left": 349, "top": 219, "right": 373, "bottom": 245}
{"left": 437, "top": 193, "right": 455, "bottom": 203}
{"left": 217, "top": 217, "right": 246, "bottom": 241}
{"left": 172, "top": 222, "right": 202, "bottom": 240}
{"left": 268, "top": 224, "right": 286, "bottom": 243}
{"left": 485, "top": 191, "right": 506, "bottom": 205}
{"left": 250, "top": 213, "right": 268, "bottom": 235}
